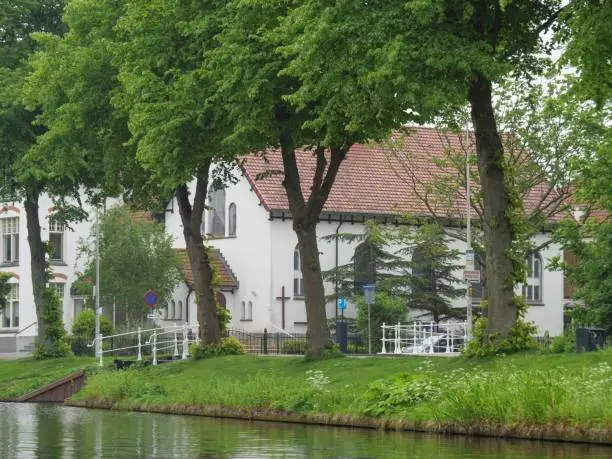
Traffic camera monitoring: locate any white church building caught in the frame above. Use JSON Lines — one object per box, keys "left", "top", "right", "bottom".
{"left": 162, "top": 127, "right": 567, "bottom": 337}
{"left": 1, "top": 127, "right": 568, "bottom": 354}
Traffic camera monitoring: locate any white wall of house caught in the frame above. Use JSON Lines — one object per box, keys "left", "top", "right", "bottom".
{"left": 0, "top": 194, "right": 97, "bottom": 349}
{"left": 164, "top": 173, "right": 273, "bottom": 332}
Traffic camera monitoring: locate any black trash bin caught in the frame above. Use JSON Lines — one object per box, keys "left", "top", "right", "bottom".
{"left": 576, "top": 327, "right": 608, "bottom": 352}
{"left": 336, "top": 321, "right": 348, "bottom": 353}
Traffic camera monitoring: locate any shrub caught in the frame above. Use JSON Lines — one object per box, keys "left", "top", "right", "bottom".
{"left": 217, "top": 305, "right": 231, "bottom": 333}
{"left": 356, "top": 292, "right": 406, "bottom": 353}
{"left": 190, "top": 336, "right": 245, "bottom": 360}
{"left": 33, "top": 288, "right": 71, "bottom": 359}
{"left": 70, "top": 309, "right": 115, "bottom": 356}
{"left": 281, "top": 339, "right": 308, "bottom": 355}
{"left": 463, "top": 297, "right": 537, "bottom": 357}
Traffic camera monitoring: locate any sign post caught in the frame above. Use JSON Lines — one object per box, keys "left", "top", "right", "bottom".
{"left": 362, "top": 284, "right": 376, "bottom": 355}
{"left": 337, "top": 297, "right": 348, "bottom": 353}
{"left": 144, "top": 290, "right": 159, "bottom": 322}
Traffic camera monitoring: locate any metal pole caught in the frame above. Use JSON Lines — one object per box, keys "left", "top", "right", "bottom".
{"left": 173, "top": 323, "right": 179, "bottom": 357}
{"left": 466, "top": 152, "right": 473, "bottom": 339}
{"left": 368, "top": 302, "right": 372, "bottom": 355}
{"left": 95, "top": 205, "right": 102, "bottom": 366}
{"left": 137, "top": 327, "right": 142, "bottom": 361}
{"left": 112, "top": 296, "right": 116, "bottom": 327}
{"left": 381, "top": 323, "right": 386, "bottom": 354}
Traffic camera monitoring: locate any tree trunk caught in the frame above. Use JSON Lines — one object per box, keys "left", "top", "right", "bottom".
{"left": 468, "top": 72, "right": 516, "bottom": 336}
{"left": 278, "top": 129, "right": 349, "bottom": 356}
{"left": 175, "top": 166, "right": 220, "bottom": 345}
{"left": 294, "top": 219, "right": 331, "bottom": 356}
{"left": 23, "top": 189, "right": 48, "bottom": 345}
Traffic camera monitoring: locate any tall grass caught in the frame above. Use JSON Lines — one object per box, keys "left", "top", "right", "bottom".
{"left": 72, "top": 350, "right": 612, "bottom": 433}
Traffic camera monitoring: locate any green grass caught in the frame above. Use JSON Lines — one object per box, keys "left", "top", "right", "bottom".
{"left": 0, "top": 357, "right": 96, "bottom": 400}
{"left": 73, "top": 350, "right": 612, "bottom": 433}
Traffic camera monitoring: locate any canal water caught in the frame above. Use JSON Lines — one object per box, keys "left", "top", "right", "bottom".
{"left": 0, "top": 403, "right": 609, "bottom": 458}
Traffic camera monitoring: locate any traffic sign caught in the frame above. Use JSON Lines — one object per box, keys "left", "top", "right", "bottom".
{"left": 338, "top": 297, "right": 347, "bottom": 311}
{"left": 463, "top": 270, "right": 481, "bottom": 283}
{"left": 465, "top": 249, "right": 475, "bottom": 271}
{"left": 146, "top": 313, "right": 156, "bottom": 320}
{"left": 143, "top": 290, "right": 159, "bottom": 308}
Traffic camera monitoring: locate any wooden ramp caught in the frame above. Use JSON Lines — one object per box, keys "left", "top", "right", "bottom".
{"left": 17, "top": 369, "right": 86, "bottom": 402}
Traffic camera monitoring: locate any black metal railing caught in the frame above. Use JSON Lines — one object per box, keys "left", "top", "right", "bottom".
{"left": 225, "top": 328, "right": 369, "bottom": 355}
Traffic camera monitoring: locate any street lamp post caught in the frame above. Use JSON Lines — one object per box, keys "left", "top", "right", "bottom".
{"left": 465, "top": 154, "right": 473, "bottom": 339}
{"left": 95, "top": 204, "right": 102, "bottom": 366}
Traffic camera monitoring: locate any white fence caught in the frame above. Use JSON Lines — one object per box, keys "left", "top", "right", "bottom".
{"left": 90, "top": 323, "right": 199, "bottom": 367}
{"left": 380, "top": 321, "right": 468, "bottom": 355}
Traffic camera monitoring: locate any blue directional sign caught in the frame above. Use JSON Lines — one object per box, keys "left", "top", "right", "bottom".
{"left": 338, "top": 297, "right": 347, "bottom": 311}
{"left": 143, "top": 290, "right": 159, "bottom": 308}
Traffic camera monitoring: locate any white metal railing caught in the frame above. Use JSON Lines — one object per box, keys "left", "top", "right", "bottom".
{"left": 89, "top": 322, "right": 200, "bottom": 367}
{"left": 380, "top": 321, "right": 468, "bottom": 355}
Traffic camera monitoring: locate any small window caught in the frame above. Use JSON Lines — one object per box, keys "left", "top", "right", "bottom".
{"left": 247, "top": 301, "right": 253, "bottom": 321}
{"left": 524, "top": 252, "right": 543, "bottom": 303}
{"left": 1, "top": 217, "right": 19, "bottom": 264}
{"left": 177, "top": 300, "right": 183, "bottom": 320}
{"left": 228, "top": 203, "right": 237, "bottom": 236}
{"left": 49, "top": 220, "right": 65, "bottom": 262}
{"left": 1, "top": 283, "right": 19, "bottom": 328}
{"left": 207, "top": 189, "right": 226, "bottom": 237}
{"left": 170, "top": 300, "right": 176, "bottom": 319}
{"left": 241, "top": 301, "right": 246, "bottom": 320}
{"left": 293, "top": 245, "right": 304, "bottom": 297}
{"left": 50, "top": 282, "right": 65, "bottom": 299}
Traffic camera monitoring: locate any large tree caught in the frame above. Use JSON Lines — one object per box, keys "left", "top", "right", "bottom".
{"left": 209, "top": 1, "right": 409, "bottom": 355}
{"left": 0, "top": 0, "right": 67, "bottom": 350}
{"left": 25, "top": 0, "right": 226, "bottom": 343}
{"left": 282, "top": 0, "right": 571, "bottom": 338}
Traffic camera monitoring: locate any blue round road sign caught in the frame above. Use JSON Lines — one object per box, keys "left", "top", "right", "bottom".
{"left": 144, "top": 290, "right": 159, "bottom": 308}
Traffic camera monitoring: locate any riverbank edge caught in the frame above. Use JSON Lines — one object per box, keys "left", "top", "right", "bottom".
{"left": 65, "top": 399, "right": 612, "bottom": 445}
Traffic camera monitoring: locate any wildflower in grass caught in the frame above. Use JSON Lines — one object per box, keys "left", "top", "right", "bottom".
{"left": 306, "top": 370, "right": 330, "bottom": 391}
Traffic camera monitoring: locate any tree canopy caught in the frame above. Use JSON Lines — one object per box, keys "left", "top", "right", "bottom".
{"left": 78, "top": 207, "right": 182, "bottom": 326}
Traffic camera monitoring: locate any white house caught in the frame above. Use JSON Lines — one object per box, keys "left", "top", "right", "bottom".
{"left": 0, "top": 194, "right": 94, "bottom": 354}
{"left": 163, "top": 127, "right": 567, "bottom": 337}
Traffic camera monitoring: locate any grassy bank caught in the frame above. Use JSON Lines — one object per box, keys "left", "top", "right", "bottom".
{"left": 0, "top": 357, "right": 95, "bottom": 400}
{"left": 68, "top": 350, "right": 612, "bottom": 443}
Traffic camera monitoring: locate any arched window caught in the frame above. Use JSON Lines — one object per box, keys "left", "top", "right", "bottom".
{"left": 293, "top": 245, "right": 304, "bottom": 297}
{"left": 248, "top": 301, "right": 253, "bottom": 321}
{"left": 410, "top": 245, "right": 435, "bottom": 296}
{"left": 228, "top": 203, "right": 237, "bottom": 236}
{"left": 354, "top": 241, "right": 377, "bottom": 288}
{"left": 164, "top": 302, "right": 169, "bottom": 320}
{"left": 241, "top": 301, "right": 246, "bottom": 320}
{"left": 177, "top": 300, "right": 183, "bottom": 320}
{"left": 207, "top": 189, "right": 226, "bottom": 237}
{"left": 523, "top": 252, "right": 543, "bottom": 302}
{"left": 170, "top": 300, "right": 176, "bottom": 319}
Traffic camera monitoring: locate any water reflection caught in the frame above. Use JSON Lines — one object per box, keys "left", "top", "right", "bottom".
{"left": 0, "top": 403, "right": 609, "bottom": 458}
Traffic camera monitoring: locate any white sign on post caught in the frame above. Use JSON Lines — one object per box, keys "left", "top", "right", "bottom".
{"left": 465, "top": 249, "right": 475, "bottom": 271}
{"left": 463, "top": 270, "right": 481, "bottom": 283}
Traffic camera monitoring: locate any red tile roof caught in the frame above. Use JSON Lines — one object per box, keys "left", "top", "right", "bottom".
{"left": 175, "top": 248, "right": 239, "bottom": 290}
{"left": 241, "top": 126, "right": 566, "bottom": 221}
